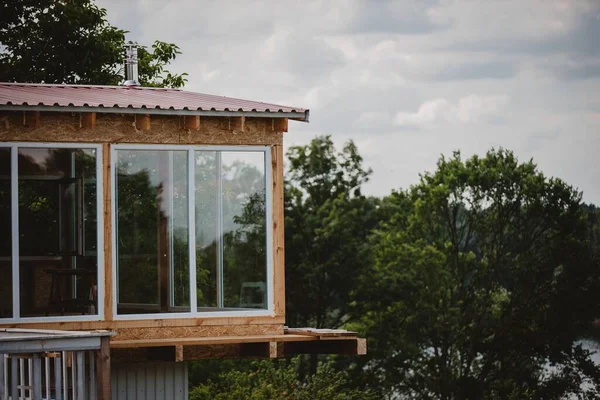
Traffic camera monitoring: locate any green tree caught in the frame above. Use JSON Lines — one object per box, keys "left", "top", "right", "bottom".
{"left": 0, "top": 0, "right": 186, "bottom": 87}
{"left": 285, "top": 136, "right": 378, "bottom": 331}
{"left": 189, "top": 357, "right": 380, "bottom": 400}
{"left": 355, "top": 149, "right": 600, "bottom": 399}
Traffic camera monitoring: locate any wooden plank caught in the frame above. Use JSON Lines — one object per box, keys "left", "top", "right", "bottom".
{"left": 1, "top": 113, "right": 283, "bottom": 145}
{"left": 81, "top": 112, "right": 97, "bottom": 129}
{"left": 135, "top": 114, "right": 151, "bottom": 130}
{"left": 0, "top": 316, "right": 285, "bottom": 330}
{"left": 175, "top": 345, "right": 183, "bottom": 362}
{"left": 183, "top": 115, "right": 200, "bottom": 130}
{"left": 272, "top": 145, "right": 285, "bottom": 318}
{"left": 273, "top": 118, "right": 288, "bottom": 132}
{"left": 112, "top": 323, "right": 283, "bottom": 341}
{"left": 96, "top": 337, "right": 111, "bottom": 400}
{"left": 102, "top": 143, "right": 113, "bottom": 321}
{"left": 229, "top": 116, "right": 245, "bottom": 132}
{"left": 284, "top": 327, "right": 358, "bottom": 338}
{"left": 110, "top": 334, "right": 322, "bottom": 349}
{"left": 269, "top": 342, "right": 284, "bottom": 359}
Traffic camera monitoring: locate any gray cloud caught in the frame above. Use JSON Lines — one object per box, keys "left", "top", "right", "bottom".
{"left": 96, "top": 0, "right": 600, "bottom": 204}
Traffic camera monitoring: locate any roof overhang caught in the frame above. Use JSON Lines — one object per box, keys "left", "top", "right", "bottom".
{"left": 0, "top": 104, "right": 310, "bottom": 122}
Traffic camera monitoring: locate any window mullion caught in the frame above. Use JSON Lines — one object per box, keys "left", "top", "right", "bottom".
{"left": 216, "top": 152, "right": 224, "bottom": 308}
{"left": 11, "top": 146, "right": 19, "bottom": 318}
{"left": 188, "top": 148, "right": 197, "bottom": 315}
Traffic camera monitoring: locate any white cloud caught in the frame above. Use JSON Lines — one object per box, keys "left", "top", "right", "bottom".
{"left": 394, "top": 95, "right": 509, "bottom": 127}
{"left": 95, "top": 0, "right": 600, "bottom": 204}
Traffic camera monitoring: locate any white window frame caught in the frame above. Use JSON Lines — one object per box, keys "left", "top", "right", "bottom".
{"left": 111, "top": 144, "right": 274, "bottom": 320}
{"left": 0, "top": 142, "right": 104, "bottom": 323}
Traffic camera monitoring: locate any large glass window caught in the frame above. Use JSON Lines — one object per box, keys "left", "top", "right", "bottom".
{"left": 115, "top": 147, "right": 270, "bottom": 316}
{"left": 115, "top": 150, "right": 190, "bottom": 314}
{"left": 0, "top": 149, "right": 12, "bottom": 318}
{"left": 0, "top": 145, "right": 101, "bottom": 320}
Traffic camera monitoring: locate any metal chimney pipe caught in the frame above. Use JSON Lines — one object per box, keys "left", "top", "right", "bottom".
{"left": 123, "top": 44, "right": 139, "bottom": 86}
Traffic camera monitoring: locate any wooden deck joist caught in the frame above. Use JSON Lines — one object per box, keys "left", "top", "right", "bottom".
{"left": 109, "top": 328, "right": 366, "bottom": 361}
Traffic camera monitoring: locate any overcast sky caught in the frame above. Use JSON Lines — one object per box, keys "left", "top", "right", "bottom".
{"left": 97, "top": 0, "right": 600, "bottom": 203}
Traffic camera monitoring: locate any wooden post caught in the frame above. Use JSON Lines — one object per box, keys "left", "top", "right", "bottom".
{"left": 229, "top": 116, "right": 245, "bottom": 132}
{"left": 81, "top": 112, "right": 97, "bottom": 129}
{"left": 103, "top": 144, "right": 113, "bottom": 321}
{"left": 95, "top": 337, "right": 111, "bottom": 400}
{"left": 135, "top": 114, "right": 151, "bottom": 130}
{"left": 273, "top": 118, "right": 288, "bottom": 132}
{"left": 272, "top": 145, "right": 285, "bottom": 317}
{"left": 183, "top": 115, "right": 200, "bottom": 130}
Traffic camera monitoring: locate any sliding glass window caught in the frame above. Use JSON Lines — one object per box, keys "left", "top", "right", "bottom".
{"left": 115, "top": 150, "right": 190, "bottom": 314}
{"left": 0, "top": 144, "right": 102, "bottom": 320}
{"left": 114, "top": 146, "right": 270, "bottom": 316}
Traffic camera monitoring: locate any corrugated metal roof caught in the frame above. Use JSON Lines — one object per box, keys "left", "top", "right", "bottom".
{"left": 0, "top": 82, "right": 309, "bottom": 121}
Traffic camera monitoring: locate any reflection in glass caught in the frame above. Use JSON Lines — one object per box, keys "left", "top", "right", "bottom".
{"left": 194, "top": 151, "right": 218, "bottom": 308}
{"left": 221, "top": 152, "right": 267, "bottom": 309}
{"left": 116, "top": 150, "right": 189, "bottom": 314}
{"left": 0, "top": 149, "right": 12, "bottom": 318}
{"left": 17, "top": 148, "right": 98, "bottom": 317}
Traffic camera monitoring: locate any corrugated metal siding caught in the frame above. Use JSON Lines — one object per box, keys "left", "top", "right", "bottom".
{"left": 0, "top": 82, "right": 306, "bottom": 114}
{"left": 111, "top": 362, "right": 188, "bottom": 400}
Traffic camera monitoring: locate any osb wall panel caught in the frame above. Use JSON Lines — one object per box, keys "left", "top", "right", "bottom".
{"left": 0, "top": 315, "right": 285, "bottom": 330}
{"left": 113, "top": 323, "right": 283, "bottom": 341}
{"left": 0, "top": 112, "right": 283, "bottom": 145}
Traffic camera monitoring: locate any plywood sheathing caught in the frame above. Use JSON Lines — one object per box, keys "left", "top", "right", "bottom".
{"left": 113, "top": 323, "right": 283, "bottom": 341}
{"left": 0, "top": 112, "right": 283, "bottom": 145}
{"left": 0, "top": 315, "right": 285, "bottom": 331}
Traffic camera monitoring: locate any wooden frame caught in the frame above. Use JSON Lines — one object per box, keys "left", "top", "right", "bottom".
{"left": 0, "top": 111, "right": 288, "bottom": 342}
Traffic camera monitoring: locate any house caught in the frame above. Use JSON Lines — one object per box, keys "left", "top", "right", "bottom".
{"left": 0, "top": 59, "right": 365, "bottom": 399}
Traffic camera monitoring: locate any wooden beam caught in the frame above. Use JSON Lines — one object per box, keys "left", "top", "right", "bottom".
{"left": 1, "top": 316, "right": 285, "bottom": 331}
{"left": 269, "top": 342, "right": 284, "bottom": 359}
{"left": 135, "top": 114, "right": 151, "bottom": 130}
{"left": 284, "top": 327, "right": 358, "bottom": 338}
{"left": 183, "top": 115, "right": 200, "bottom": 130}
{"left": 80, "top": 112, "right": 96, "bottom": 129}
{"left": 96, "top": 336, "right": 111, "bottom": 400}
{"left": 175, "top": 345, "right": 184, "bottom": 362}
{"left": 272, "top": 145, "right": 285, "bottom": 318}
{"left": 272, "top": 118, "right": 288, "bottom": 132}
{"left": 229, "top": 116, "right": 245, "bottom": 132}
{"left": 24, "top": 111, "right": 40, "bottom": 128}
{"left": 102, "top": 143, "right": 113, "bottom": 321}
{"left": 110, "top": 334, "right": 322, "bottom": 349}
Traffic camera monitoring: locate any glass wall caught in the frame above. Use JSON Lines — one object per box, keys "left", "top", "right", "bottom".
{"left": 221, "top": 152, "right": 267, "bottom": 309}
{"left": 115, "top": 150, "right": 190, "bottom": 314}
{"left": 0, "top": 149, "right": 12, "bottom": 318}
{"left": 115, "top": 146, "right": 269, "bottom": 316}
{"left": 0, "top": 145, "right": 101, "bottom": 320}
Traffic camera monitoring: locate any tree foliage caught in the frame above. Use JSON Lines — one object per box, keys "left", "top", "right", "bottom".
{"left": 284, "top": 136, "right": 379, "bottom": 330}
{"left": 354, "top": 149, "right": 600, "bottom": 399}
{"left": 0, "top": 0, "right": 186, "bottom": 87}
{"left": 189, "top": 358, "right": 380, "bottom": 400}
